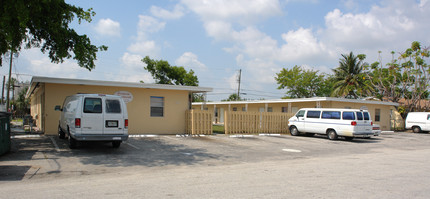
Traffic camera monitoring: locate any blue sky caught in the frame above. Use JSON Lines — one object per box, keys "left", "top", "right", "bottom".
{"left": 2, "top": 0, "right": 429, "bottom": 101}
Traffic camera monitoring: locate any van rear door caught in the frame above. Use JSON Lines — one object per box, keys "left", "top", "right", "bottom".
{"left": 356, "top": 111, "right": 372, "bottom": 132}
{"left": 81, "top": 97, "right": 104, "bottom": 135}
{"left": 103, "top": 97, "right": 125, "bottom": 135}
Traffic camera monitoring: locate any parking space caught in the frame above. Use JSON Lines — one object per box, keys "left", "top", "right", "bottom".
{"left": 2, "top": 131, "right": 428, "bottom": 180}
{"left": 2, "top": 131, "right": 430, "bottom": 198}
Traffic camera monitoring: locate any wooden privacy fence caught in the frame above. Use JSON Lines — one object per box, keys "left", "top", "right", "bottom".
{"left": 185, "top": 109, "right": 213, "bottom": 135}
{"left": 225, "top": 111, "right": 294, "bottom": 134}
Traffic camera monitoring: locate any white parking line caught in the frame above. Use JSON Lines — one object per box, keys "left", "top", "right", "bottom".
{"left": 282, "top": 149, "right": 302, "bottom": 153}
{"left": 11, "top": 135, "right": 41, "bottom": 138}
{"left": 48, "top": 136, "right": 60, "bottom": 152}
{"left": 230, "top": 135, "right": 254, "bottom": 138}
{"left": 124, "top": 141, "right": 140, "bottom": 150}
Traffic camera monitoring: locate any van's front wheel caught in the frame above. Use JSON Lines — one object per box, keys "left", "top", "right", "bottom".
{"left": 412, "top": 126, "right": 422, "bottom": 133}
{"left": 290, "top": 126, "right": 300, "bottom": 136}
{"left": 112, "top": 141, "right": 122, "bottom": 148}
{"left": 327, "top": 130, "right": 338, "bottom": 140}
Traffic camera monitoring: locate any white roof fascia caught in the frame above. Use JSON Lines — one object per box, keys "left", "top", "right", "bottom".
{"left": 26, "top": 76, "right": 212, "bottom": 98}
{"left": 193, "top": 97, "right": 399, "bottom": 106}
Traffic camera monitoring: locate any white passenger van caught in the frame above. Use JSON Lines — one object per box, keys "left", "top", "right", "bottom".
{"left": 55, "top": 94, "right": 128, "bottom": 148}
{"left": 405, "top": 112, "right": 430, "bottom": 133}
{"left": 288, "top": 108, "right": 373, "bottom": 140}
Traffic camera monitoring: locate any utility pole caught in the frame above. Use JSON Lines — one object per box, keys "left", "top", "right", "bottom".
{"left": 237, "top": 69, "right": 242, "bottom": 100}
{"left": 6, "top": 51, "right": 13, "bottom": 112}
{"left": 1, "top": 76, "right": 5, "bottom": 104}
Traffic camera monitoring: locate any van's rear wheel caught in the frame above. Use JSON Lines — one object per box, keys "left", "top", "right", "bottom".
{"left": 290, "top": 126, "right": 300, "bottom": 136}
{"left": 58, "top": 125, "right": 65, "bottom": 139}
{"left": 412, "top": 126, "right": 422, "bottom": 133}
{"left": 327, "top": 130, "right": 338, "bottom": 140}
{"left": 112, "top": 141, "right": 122, "bottom": 148}
{"left": 68, "top": 136, "right": 77, "bottom": 149}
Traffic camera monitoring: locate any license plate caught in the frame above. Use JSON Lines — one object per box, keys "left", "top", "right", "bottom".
{"left": 106, "top": 120, "right": 118, "bottom": 127}
{"left": 113, "top": 137, "right": 122, "bottom": 140}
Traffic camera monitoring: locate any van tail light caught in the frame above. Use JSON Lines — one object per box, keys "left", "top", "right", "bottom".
{"left": 351, "top": 121, "right": 357, "bottom": 126}
{"left": 371, "top": 122, "right": 373, "bottom": 125}
{"left": 125, "top": 119, "right": 128, "bottom": 129}
{"left": 75, "top": 118, "right": 81, "bottom": 128}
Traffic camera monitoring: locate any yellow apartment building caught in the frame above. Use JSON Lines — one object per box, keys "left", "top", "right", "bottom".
{"left": 193, "top": 97, "right": 399, "bottom": 131}
{"left": 26, "top": 76, "right": 212, "bottom": 135}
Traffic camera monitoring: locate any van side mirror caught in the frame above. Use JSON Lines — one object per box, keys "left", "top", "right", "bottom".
{"left": 54, "top": 105, "right": 62, "bottom": 111}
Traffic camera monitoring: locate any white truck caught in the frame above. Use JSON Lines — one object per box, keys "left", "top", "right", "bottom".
{"left": 288, "top": 108, "right": 373, "bottom": 141}
{"left": 405, "top": 112, "right": 430, "bottom": 133}
{"left": 55, "top": 94, "right": 128, "bottom": 148}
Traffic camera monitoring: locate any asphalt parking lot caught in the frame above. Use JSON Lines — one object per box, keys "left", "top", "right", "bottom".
{"left": 1, "top": 132, "right": 430, "bottom": 198}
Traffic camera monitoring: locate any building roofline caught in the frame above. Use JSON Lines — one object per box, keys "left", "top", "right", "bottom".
{"left": 192, "top": 97, "right": 399, "bottom": 106}
{"left": 26, "top": 76, "right": 213, "bottom": 98}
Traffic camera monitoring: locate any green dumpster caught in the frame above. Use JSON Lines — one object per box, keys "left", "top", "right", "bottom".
{"left": 0, "top": 112, "right": 11, "bottom": 155}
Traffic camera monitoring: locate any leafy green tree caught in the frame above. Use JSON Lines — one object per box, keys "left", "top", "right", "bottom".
{"left": 142, "top": 56, "right": 203, "bottom": 102}
{"left": 332, "top": 52, "right": 371, "bottom": 98}
{"left": 275, "top": 65, "right": 331, "bottom": 98}
{"left": 142, "top": 56, "right": 199, "bottom": 86}
{"left": 11, "top": 86, "right": 30, "bottom": 116}
{"left": 222, "top": 93, "right": 242, "bottom": 101}
{"left": 0, "top": 0, "right": 107, "bottom": 70}
{"left": 365, "top": 41, "right": 430, "bottom": 115}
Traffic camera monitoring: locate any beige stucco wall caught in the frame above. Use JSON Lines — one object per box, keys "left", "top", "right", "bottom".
{"left": 193, "top": 100, "right": 396, "bottom": 131}
{"left": 31, "top": 83, "right": 191, "bottom": 135}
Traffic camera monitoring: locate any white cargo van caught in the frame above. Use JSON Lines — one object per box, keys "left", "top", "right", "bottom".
{"left": 288, "top": 108, "right": 373, "bottom": 140}
{"left": 55, "top": 94, "right": 128, "bottom": 148}
{"left": 405, "top": 112, "right": 430, "bottom": 133}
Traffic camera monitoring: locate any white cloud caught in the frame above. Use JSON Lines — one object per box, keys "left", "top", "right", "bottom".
{"left": 136, "top": 15, "right": 166, "bottom": 40}
{"left": 127, "top": 41, "right": 160, "bottom": 57}
{"left": 150, "top": 4, "right": 185, "bottom": 20}
{"left": 181, "top": 0, "right": 282, "bottom": 25}
{"left": 175, "top": 52, "right": 207, "bottom": 71}
{"left": 323, "top": 0, "right": 430, "bottom": 52}
{"left": 22, "top": 48, "right": 89, "bottom": 78}
{"left": 94, "top": 18, "right": 121, "bottom": 37}
{"left": 119, "top": 53, "right": 153, "bottom": 83}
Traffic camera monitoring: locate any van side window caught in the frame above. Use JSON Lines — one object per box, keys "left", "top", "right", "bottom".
{"left": 106, "top": 99, "right": 121, "bottom": 113}
{"left": 356, "top": 112, "right": 363, "bottom": 120}
{"left": 296, "top": 110, "right": 305, "bottom": 117}
{"left": 342, "top": 112, "right": 355, "bottom": 120}
{"left": 84, "top": 98, "right": 102, "bottom": 113}
{"left": 428, "top": 114, "right": 430, "bottom": 120}
{"left": 321, "top": 111, "right": 340, "bottom": 119}
{"left": 363, "top": 112, "right": 370, "bottom": 120}
{"left": 306, "top": 111, "right": 321, "bottom": 118}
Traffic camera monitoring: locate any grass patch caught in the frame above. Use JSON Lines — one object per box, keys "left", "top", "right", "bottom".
{"left": 213, "top": 125, "right": 225, "bottom": 134}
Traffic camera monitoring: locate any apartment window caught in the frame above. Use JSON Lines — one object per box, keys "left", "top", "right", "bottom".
{"left": 267, "top": 107, "right": 273, "bottom": 112}
{"left": 150, "top": 96, "right": 164, "bottom": 117}
{"left": 232, "top": 107, "right": 238, "bottom": 111}
{"left": 282, "top": 107, "right": 287, "bottom": 113}
{"left": 242, "top": 107, "right": 247, "bottom": 111}
{"left": 375, "top": 109, "right": 381, "bottom": 122}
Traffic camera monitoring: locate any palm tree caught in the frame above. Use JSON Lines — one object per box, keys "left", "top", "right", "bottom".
{"left": 332, "top": 52, "right": 371, "bottom": 98}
